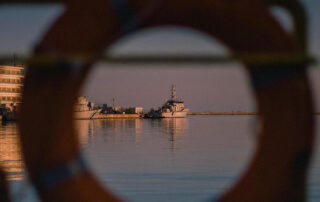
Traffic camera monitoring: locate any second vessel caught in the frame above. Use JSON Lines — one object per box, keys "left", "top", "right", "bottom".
{"left": 146, "top": 85, "right": 189, "bottom": 118}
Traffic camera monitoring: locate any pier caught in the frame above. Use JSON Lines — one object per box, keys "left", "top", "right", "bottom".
{"left": 187, "top": 112, "right": 257, "bottom": 115}
{"left": 93, "top": 113, "right": 141, "bottom": 119}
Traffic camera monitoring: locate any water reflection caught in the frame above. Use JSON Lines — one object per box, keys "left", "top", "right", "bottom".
{"left": 75, "top": 120, "right": 95, "bottom": 148}
{"left": 0, "top": 123, "right": 23, "bottom": 181}
{"left": 82, "top": 116, "right": 254, "bottom": 202}
{"left": 160, "top": 118, "right": 188, "bottom": 150}
{"left": 94, "top": 119, "right": 144, "bottom": 144}
{"left": 1, "top": 117, "right": 320, "bottom": 202}
{"left": 75, "top": 118, "right": 188, "bottom": 151}
{"left": 162, "top": 118, "right": 187, "bottom": 135}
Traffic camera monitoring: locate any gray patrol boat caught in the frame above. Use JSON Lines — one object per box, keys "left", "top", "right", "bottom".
{"left": 146, "top": 85, "right": 189, "bottom": 118}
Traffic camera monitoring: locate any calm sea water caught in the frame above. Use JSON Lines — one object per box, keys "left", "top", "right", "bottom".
{"left": 1, "top": 116, "right": 320, "bottom": 201}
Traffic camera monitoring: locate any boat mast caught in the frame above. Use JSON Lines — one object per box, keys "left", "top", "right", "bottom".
{"left": 171, "top": 85, "right": 177, "bottom": 100}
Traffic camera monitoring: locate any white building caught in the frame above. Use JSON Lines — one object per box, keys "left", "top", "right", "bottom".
{"left": 0, "top": 66, "right": 24, "bottom": 108}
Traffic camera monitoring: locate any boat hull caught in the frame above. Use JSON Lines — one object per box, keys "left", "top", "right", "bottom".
{"left": 74, "top": 110, "right": 100, "bottom": 119}
{"left": 161, "top": 111, "right": 188, "bottom": 118}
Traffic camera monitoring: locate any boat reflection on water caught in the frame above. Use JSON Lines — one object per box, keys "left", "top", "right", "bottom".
{"left": 74, "top": 118, "right": 188, "bottom": 151}
{"left": 75, "top": 120, "right": 95, "bottom": 149}
{"left": 160, "top": 118, "right": 188, "bottom": 150}
{"left": 0, "top": 123, "right": 23, "bottom": 181}
{"left": 161, "top": 118, "right": 188, "bottom": 138}
{"left": 75, "top": 119, "right": 145, "bottom": 147}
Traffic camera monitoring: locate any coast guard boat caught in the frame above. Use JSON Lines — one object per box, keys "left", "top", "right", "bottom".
{"left": 146, "top": 85, "right": 189, "bottom": 118}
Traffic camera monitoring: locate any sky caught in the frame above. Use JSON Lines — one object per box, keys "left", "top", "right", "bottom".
{"left": 0, "top": 1, "right": 319, "bottom": 112}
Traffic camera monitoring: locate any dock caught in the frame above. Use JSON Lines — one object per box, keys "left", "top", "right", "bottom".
{"left": 93, "top": 113, "right": 141, "bottom": 119}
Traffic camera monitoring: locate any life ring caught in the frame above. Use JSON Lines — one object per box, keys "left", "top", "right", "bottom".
{"left": 17, "top": 0, "right": 314, "bottom": 201}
